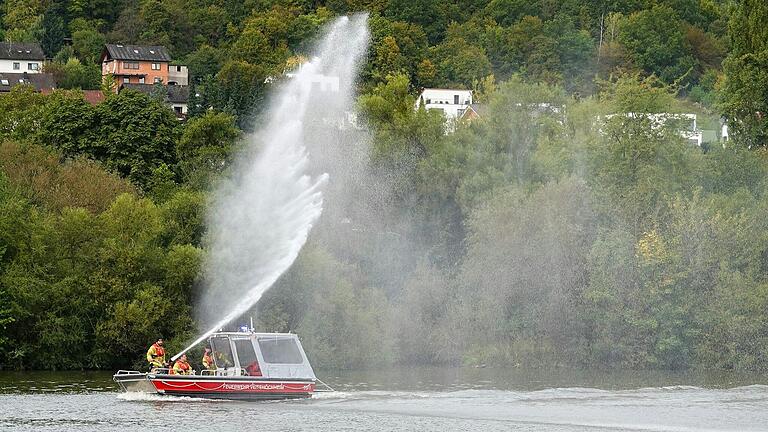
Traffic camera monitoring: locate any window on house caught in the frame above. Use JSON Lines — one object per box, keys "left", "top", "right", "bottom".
{"left": 425, "top": 98, "right": 431, "bottom": 104}
{"left": 139, "top": 77, "right": 145, "bottom": 84}
{"left": 12, "top": 62, "right": 19, "bottom": 70}
{"left": 28, "top": 63, "right": 39, "bottom": 71}
{"left": 123, "top": 61, "right": 139, "bottom": 69}
{"left": 454, "top": 95, "right": 459, "bottom": 104}
{"left": 151, "top": 63, "right": 160, "bottom": 70}
{"left": 174, "top": 106, "right": 182, "bottom": 114}
{"left": 176, "top": 65, "right": 181, "bottom": 72}
{"left": 154, "top": 77, "right": 162, "bottom": 84}
{"left": 123, "top": 77, "right": 130, "bottom": 83}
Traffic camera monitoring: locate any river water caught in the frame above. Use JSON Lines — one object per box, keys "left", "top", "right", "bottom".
{"left": 0, "top": 367, "right": 766, "bottom": 431}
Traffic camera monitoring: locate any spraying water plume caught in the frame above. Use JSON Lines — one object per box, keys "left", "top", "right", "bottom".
{"left": 173, "top": 14, "right": 370, "bottom": 361}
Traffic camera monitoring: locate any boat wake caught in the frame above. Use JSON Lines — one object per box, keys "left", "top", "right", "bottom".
{"left": 116, "top": 392, "right": 224, "bottom": 403}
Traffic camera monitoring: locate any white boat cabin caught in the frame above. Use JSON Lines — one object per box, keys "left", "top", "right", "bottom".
{"left": 206, "top": 331, "right": 316, "bottom": 380}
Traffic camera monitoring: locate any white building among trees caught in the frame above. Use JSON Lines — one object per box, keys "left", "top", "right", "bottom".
{"left": 416, "top": 88, "right": 473, "bottom": 120}
{"left": 0, "top": 42, "right": 44, "bottom": 74}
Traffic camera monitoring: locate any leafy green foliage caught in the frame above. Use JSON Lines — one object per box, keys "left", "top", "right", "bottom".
{"left": 89, "top": 90, "right": 180, "bottom": 188}
{"left": 2, "top": 0, "right": 767, "bottom": 374}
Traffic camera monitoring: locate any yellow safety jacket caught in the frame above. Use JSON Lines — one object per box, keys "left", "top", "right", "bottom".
{"left": 202, "top": 353, "right": 214, "bottom": 370}
{"left": 146, "top": 343, "right": 166, "bottom": 367}
{"left": 172, "top": 360, "right": 192, "bottom": 375}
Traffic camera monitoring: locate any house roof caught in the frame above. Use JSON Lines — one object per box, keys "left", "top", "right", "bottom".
{"left": 0, "top": 72, "right": 55, "bottom": 92}
{"left": 121, "top": 83, "right": 189, "bottom": 103}
{"left": 468, "top": 103, "right": 487, "bottom": 116}
{"left": 0, "top": 43, "right": 45, "bottom": 60}
{"left": 103, "top": 44, "right": 172, "bottom": 62}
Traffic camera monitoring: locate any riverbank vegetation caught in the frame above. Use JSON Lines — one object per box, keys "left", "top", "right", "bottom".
{"left": 3, "top": 0, "right": 768, "bottom": 371}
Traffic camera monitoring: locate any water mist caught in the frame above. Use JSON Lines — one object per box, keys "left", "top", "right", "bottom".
{"left": 173, "top": 15, "right": 370, "bottom": 361}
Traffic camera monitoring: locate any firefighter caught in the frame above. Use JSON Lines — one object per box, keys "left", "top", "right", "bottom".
{"left": 202, "top": 347, "right": 215, "bottom": 371}
{"left": 172, "top": 354, "right": 193, "bottom": 375}
{"left": 146, "top": 338, "right": 167, "bottom": 371}
{"left": 245, "top": 360, "right": 261, "bottom": 377}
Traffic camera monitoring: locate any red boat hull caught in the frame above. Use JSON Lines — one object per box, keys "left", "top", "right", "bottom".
{"left": 148, "top": 375, "right": 315, "bottom": 400}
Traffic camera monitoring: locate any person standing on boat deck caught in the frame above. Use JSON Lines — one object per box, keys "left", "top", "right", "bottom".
{"left": 146, "top": 338, "right": 167, "bottom": 371}
{"left": 172, "top": 354, "right": 193, "bottom": 375}
{"left": 202, "top": 347, "right": 215, "bottom": 371}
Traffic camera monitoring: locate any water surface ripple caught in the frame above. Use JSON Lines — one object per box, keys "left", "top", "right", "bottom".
{"left": 1, "top": 368, "right": 766, "bottom": 431}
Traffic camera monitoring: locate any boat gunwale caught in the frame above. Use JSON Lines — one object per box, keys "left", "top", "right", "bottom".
{"left": 113, "top": 372, "right": 315, "bottom": 383}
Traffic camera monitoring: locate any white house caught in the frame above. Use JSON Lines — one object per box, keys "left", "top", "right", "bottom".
{"left": 167, "top": 64, "right": 189, "bottom": 86}
{"left": 416, "top": 88, "right": 473, "bottom": 120}
{"left": 0, "top": 42, "right": 45, "bottom": 74}
{"left": 603, "top": 112, "right": 703, "bottom": 146}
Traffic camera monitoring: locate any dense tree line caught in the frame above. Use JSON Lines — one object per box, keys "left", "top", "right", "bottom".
{"left": 2, "top": 0, "right": 768, "bottom": 371}
{"left": 0, "top": 0, "right": 728, "bottom": 116}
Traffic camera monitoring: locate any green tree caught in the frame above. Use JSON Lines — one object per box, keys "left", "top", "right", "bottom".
{"left": 89, "top": 90, "right": 181, "bottom": 189}
{"left": 430, "top": 36, "right": 493, "bottom": 88}
{"left": 45, "top": 58, "right": 102, "bottom": 90}
{"left": 721, "top": 0, "right": 768, "bottom": 147}
{"left": 0, "top": 86, "right": 46, "bottom": 141}
{"left": 176, "top": 111, "right": 240, "bottom": 183}
{"left": 618, "top": 5, "right": 694, "bottom": 84}
{"left": 40, "top": 6, "right": 66, "bottom": 57}
{"left": 72, "top": 29, "right": 107, "bottom": 64}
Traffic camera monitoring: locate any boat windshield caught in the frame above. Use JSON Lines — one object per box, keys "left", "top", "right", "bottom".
{"left": 210, "top": 336, "right": 234, "bottom": 368}
{"left": 258, "top": 337, "right": 303, "bottom": 364}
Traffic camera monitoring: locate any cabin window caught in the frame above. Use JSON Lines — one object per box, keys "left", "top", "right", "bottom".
{"left": 233, "top": 338, "right": 260, "bottom": 375}
{"left": 258, "top": 338, "right": 303, "bottom": 364}
{"left": 210, "top": 336, "right": 235, "bottom": 368}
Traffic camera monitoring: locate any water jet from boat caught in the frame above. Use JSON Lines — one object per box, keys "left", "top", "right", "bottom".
{"left": 172, "top": 14, "right": 370, "bottom": 361}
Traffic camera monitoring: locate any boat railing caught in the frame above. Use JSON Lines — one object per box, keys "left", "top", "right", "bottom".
{"left": 114, "top": 370, "right": 144, "bottom": 376}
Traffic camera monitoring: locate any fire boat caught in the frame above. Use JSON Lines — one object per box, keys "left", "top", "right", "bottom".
{"left": 114, "top": 331, "right": 325, "bottom": 400}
